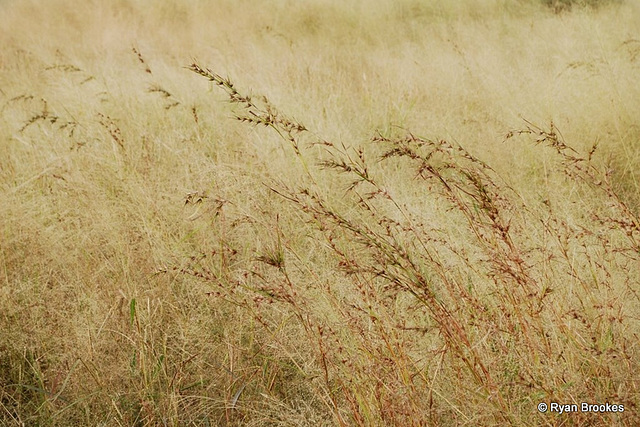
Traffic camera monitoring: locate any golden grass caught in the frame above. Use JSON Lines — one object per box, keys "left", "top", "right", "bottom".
{"left": 1, "top": 0, "right": 640, "bottom": 425}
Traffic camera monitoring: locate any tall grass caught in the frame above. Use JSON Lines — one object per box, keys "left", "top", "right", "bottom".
{"left": 1, "top": 0, "right": 640, "bottom": 425}
{"left": 181, "top": 62, "right": 640, "bottom": 425}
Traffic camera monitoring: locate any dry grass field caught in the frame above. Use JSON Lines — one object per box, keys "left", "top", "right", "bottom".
{"left": 2, "top": 0, "right": 640, "bottom": 425}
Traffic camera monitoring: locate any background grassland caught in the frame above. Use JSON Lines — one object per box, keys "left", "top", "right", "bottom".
{"left": 1, "top": 0, "right": 640, "bottom": 425}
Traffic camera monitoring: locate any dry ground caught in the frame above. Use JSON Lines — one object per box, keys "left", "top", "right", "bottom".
{"left": 1, "top": 0, "right": 640, "bottom": 425}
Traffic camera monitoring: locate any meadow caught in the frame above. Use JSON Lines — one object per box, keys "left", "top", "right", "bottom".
{"left": 1, "top": 0, "right": 640, "bottom": 425}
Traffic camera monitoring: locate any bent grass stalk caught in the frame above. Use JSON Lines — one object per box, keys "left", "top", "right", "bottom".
{"left": 187, "top": 62, "right": 640, "bottom": 425}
